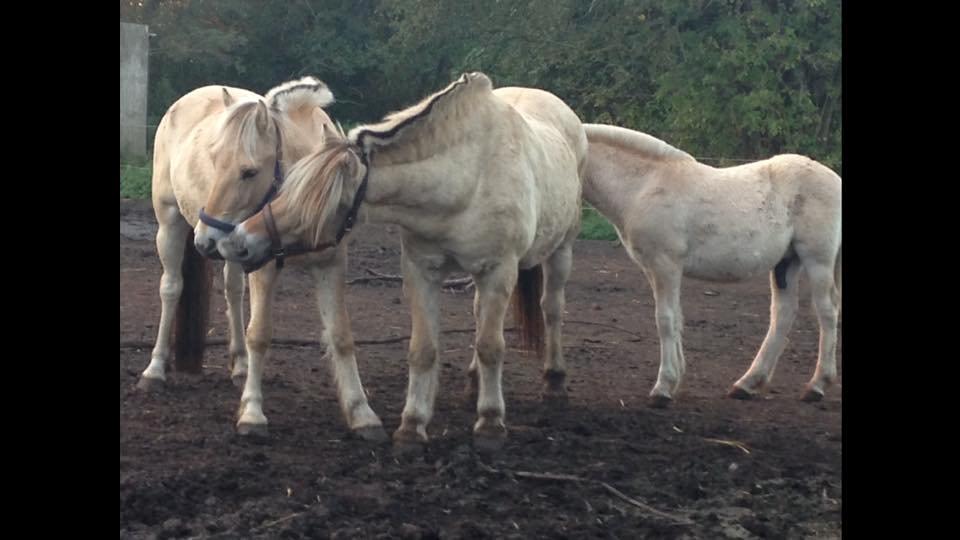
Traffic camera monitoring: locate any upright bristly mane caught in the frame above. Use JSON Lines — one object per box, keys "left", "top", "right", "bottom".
{"left": 265, "top": 76, "right": 335, "bottom": 112}
{"left": 583, "top": 124, "right": 695, "bottom": 163}
{"left": 279, "top": 139, "right": 357, "bottom": 248}
{"left": 349, "top": 72, "right": 493, "bottom": 154}
{"left": 211, "top": 101, "right": 276, "bottom": 162}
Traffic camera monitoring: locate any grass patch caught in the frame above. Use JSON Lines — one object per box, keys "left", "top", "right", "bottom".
{"left": 120, "top": 159, "right": 152, "bottom": 199}
{"left": 579, "top": 205, "right": 619, "bottom": 241}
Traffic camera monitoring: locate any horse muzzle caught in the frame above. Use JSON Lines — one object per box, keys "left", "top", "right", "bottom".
{"left": 193, "top": 234, "right": 225, "bottom": 260}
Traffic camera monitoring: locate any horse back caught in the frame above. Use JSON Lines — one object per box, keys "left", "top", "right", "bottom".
{"left": 493, "top": 87, "right": 587, "bottom": 171}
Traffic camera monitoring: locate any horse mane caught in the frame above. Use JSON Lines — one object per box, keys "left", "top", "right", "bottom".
{"left": 209, "top": 78, "right": 333, "bottom": 163}
{"left": 349, "top": 72, "right": 493, "bottom": 154}
{"left": 279, "top": 139, "right": 357, "bottom": 248}
{"left": 583, "top": 124, "right": 695, "bottom": 163}
{"left": 211, "top": 101, "right": 275, "bottom": 162}
{"left": 265, "top": 76, "right": 334, "bottom": 113}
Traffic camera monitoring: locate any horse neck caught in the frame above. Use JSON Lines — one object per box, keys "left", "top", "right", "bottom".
{"left": 358, "top": 141, "right": 482, "bottom": 234}
{"left": 358, "top": 111, "right": 495, "bottom": 233}
{"left": 581, "top": 143, "right": 663, "bottom": 227}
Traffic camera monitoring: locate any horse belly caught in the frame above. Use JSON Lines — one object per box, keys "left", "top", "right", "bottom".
{"left": 683, "top": 233, "right": 791, "bottom": 283}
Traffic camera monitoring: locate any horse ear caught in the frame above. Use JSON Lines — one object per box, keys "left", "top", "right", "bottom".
{"left": 221, "top": 88, "right": 234, "bottom": 107}
{"left": 255, "top": 100, "right": 270, "bottom": 132}
{"left": 320, "top": 122, "right": 336, "bottom": 141}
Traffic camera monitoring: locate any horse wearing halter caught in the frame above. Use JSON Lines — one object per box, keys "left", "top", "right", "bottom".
{"left": 198, "top": 118, "right": 370, "bottom": 270}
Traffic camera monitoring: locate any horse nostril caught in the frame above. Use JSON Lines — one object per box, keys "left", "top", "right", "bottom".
{"left": 195, "top": 237, "right": 213, "bottom": 254}
{"left": 238, "top": 248, "right": 248, "bottom": 258}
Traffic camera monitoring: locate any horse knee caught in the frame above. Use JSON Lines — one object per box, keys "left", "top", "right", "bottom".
{"left": 246, "top": 327, "right": 272, "bottom": 356}
{"left": 476, "top": 335, "right": 505, "bottom": 366}
{"left": 324, "top": 326, "right": 355, "bottom": 358}
{"left": 814, "top": 300, "right": 839, "bottom": 326}
{"left": 159, "top": 274, "right": 183, "bottom": 300}
{"left": 541, "top": 294, "right": 564, "bottom": 323}
{"left": 408, "top": 340, "right": 438, "bottom": 370}
{"left": 656, "top": 310, "right": 680, "bottom": 337}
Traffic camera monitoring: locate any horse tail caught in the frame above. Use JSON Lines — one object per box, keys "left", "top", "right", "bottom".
{"left": 174, "top": 229, "right": 212, "bottom": 373}
{"left": 512, "top": 265, "right": 544, "bottom": 358}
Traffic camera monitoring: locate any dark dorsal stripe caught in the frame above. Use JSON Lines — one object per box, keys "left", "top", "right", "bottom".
{"left": 352, "top": 74, "right": 469, "bottom": 151}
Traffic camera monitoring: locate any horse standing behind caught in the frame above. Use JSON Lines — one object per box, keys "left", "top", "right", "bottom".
{"left": 139, "top": 77, "right": 386, "bottom": 441}
{"left": 581, "top": 123, "right": 841, "bottom": 406}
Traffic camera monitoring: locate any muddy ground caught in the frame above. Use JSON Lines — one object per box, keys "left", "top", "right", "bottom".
{"left": 120, "top": 199, "right": 841, "bottom": 539}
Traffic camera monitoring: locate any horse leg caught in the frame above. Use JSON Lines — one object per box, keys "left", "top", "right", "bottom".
{"left": 138, "top": 214, "right": 190, "bottom": 390}
{"left": 236, "top": 262, "right": 279, "bottom": 436}
{"left": 393, "top": 252, "right": 445, "bottom": 449}
{"left": 223, "top": 261, "right": 248, "bottom": 387}
{"left": 311, "top": 246, "right": 386, "bottom": 442}
{"left": 472, "top": 261, "right": 518, "bottom": 452}
{"left": 647, "top": 257, "right": 685, "bottom": 408}
{"left": 729, "top": 259, "right": 802, "bottom": 399}
{"left": 802, "top": 261, "right": 841, "bottom": 402}
{"left": 540, "top": 243, "right": 574, "bottom": 404}
{"left": 465, "top": 290, "right": 481, "bottom": 403}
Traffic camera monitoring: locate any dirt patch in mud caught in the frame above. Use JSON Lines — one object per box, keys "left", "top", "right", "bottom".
{"left": 120, "top": 199, "right": 841, "bottom": 539}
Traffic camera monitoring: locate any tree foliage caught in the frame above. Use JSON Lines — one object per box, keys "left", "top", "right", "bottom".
{"left": 121, "top": 0, "right": 841, "bottom": 170}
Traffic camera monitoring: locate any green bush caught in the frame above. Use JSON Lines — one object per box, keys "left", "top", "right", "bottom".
{"left": 120, "top": 160, "right": 152, "bottom": 199}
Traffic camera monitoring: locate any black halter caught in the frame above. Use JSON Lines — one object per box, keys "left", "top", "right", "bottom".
{"left": 259, "top": 144, "right": 370, "bottom": 269}
{"left": 336, "top": 147, "right": 370, "bottom": 243}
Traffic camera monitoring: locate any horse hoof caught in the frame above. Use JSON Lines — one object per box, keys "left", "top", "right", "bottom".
{"left": 354, "top": 425, "right": 389, "bottom": 443}
{"left": 728, "top": 386, "right": 757, "bottom": 400}
{"left": 136, "top": 376, "right": 164, "bottom": 392}
{"left": 237, "top": 422, "right": 269, "bottom": 437}
{"left": 473, "top": 427, "right": 507, "bottom": 454}
{"left": 801, "top": 388, "right": 824, "bottom": 402}
{"left": 393, "top": 428, "right": 427, "bottom": 455}
{"left": 540, "top": 389, "right": 569, "bottom": 407}
{"left": 231, "top": 374, "right": 246, "bottom": 389}
{"left": 392, "top": 442, "right": 425, "bottom": 457}
{"left": 649, "top": 394, "right": 673, "bottom": 408}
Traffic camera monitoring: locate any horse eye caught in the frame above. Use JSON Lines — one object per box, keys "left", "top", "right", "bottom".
{"left": 241, "top": 168, "right": 258, "bottom": 180}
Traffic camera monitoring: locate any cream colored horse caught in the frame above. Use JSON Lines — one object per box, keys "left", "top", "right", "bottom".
{"left": 582, "top": 123, "right": 841, "bottom": 406}
{"left": 139, "top": 77, "right": 386, "bottom": 440}
{"left": 216, "top": 72, "right": 587, "bottom": 450}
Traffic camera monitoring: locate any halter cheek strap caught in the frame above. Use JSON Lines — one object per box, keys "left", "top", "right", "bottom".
{"left": 336, "top": 148, "right": 370, "bottom": 243}
{"left": 260, "top": 145, "right": 371, "bottom": 266}
{"left": 262, "top": 200, "right": 286, "bottom": 269}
